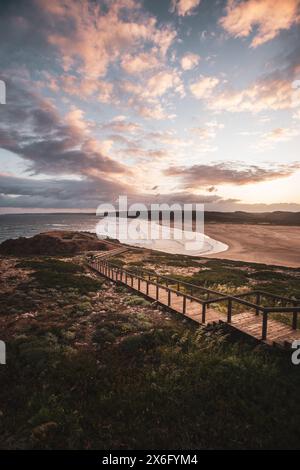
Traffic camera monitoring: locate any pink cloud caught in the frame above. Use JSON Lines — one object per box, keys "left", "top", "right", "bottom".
{"left": 190, "top": 76, "right": 219, "bottom": 98}
{"left": 181, "top": 52, "right": 200, "bottom": 71}
{"left": 207, "top": 78, "right": 300, "bottom": 112}
{"left": 121, "top": 50, "right": 161, "bottom": 74}
{"left": 171, "top": 0, "right": 201, "bottom": 17}
{"left": 220, "top": 0, "right": 300, "bottom": 47}
{"left": 38, "top": 0, "right": 176, "bottom": 78}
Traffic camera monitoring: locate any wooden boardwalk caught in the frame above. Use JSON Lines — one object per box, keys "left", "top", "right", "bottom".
{"left": 88, "top": 252, "right": 300, "bottom": 350}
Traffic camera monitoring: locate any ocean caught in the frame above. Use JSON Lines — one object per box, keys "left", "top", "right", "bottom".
{"left": 0, "top": 213, "right": 99, "bottom": 244}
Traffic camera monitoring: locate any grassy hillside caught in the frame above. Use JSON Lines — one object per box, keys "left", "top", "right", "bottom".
{"left": 1, "top": 253, "right": 300, "bottom": 449}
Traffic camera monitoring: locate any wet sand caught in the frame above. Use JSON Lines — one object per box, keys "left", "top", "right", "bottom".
{"left": 204, "top": 224, "right": 300, "bottom": 268}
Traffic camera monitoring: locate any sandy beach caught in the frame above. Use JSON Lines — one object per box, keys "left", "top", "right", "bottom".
{"left": 204, "top": 223, "right": 300, "bottom": 268}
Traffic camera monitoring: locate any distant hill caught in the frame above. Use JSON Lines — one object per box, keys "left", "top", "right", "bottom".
{"left": 113, "top": 210, "right": 300, "bottom": 226}
{"left": 204, "top": 211, "right": 300, "bottom": 225}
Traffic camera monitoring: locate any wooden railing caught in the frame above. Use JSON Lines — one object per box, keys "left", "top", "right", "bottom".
{"left": 88, "top": 258, "right": 300, "bottom": 341}
{"left": 104, "top": 261, "right": 228, "bottom": 300}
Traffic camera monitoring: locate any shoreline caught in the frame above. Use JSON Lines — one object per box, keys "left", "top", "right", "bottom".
{"left": 96, "top": 217, "right": 229, "bottom": 257}
{"left": 1, "top": 220, "right": 300, "bottom": 268}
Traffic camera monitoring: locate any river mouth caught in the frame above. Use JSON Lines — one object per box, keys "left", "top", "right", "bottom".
{"left": 96, "top": 217, "right": 228, "bottom": 257}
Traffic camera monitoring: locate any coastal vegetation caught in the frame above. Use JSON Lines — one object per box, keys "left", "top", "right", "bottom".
{"left": 1, "top": 239, "right": 300, "bottom": 449}
{"left": 117, "top": 251, "right": 300, "bottom": 299}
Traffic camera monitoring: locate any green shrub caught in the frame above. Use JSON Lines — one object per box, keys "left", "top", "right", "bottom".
{"left": 119, "top": 329, "right": 170, "bottom": 355}
{"left": 17, "top": 259, "right": 84, "bottom": 274}
{"left": 92, "top": 328, "right": 116, "bottom": 345}
{"left": 126, "top": 296, "right": 150, "bottom": 307}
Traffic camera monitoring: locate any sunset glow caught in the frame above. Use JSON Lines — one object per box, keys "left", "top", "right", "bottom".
{"left": 0, "top": 0, "right": 300, "bottom": 212}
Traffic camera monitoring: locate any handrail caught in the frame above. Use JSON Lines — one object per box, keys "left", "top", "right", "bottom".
{"left": 230, "top": 296, "right": 265, "bottom": 312}
{"left": 229, "top": 289, "right": 300, "bottom": 306}
{"left": 104, "top": 263, "right": 206, "bottom": 305}
{"left": 264, "top": 306, "right": 300, "bottom": 313}
{"left": 204, "top": 296, "right": 231, "bottom": 305}
{"left": 107, "top": 260, "right": 227, "bottom": 299}
{"left": 255, "top": 290, "right": 300, "bottom": 305}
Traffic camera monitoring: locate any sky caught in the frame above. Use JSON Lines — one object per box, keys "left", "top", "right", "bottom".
{"left": 0, "top": 0, "right": 300, "bottom": 213}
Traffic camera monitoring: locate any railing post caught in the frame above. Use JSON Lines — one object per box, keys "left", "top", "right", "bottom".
{"left": 138, "top": 277, "right": 141, "bottom": 291}
{"left": 168, "top": 289, "right": 171, "bottom": 307}
{"left": 146, "top": 281, "right": 149, "bottom": 295}
{"left": 256, "top": 292, "right": 260, "bottom": 315}
{"left": 131, "top": 275, "right": 133, "bottom": 287}
{"left": 177, "top": 282, "right": 180, "bottom": 291}
{"left": 227, "top": 298, "right": 232, "bottom": 323}
{"left": 183, "top": 296, "right": 186, "bottom": 314}
{"left": 156, "top": 284, "right": 159, "bottom": 300}
{"left": 202, "top": 303, "right": 206, "bottom": 323}
{"left": 292, "top": 311, "right": 298, "bottom": 330}
{"left": 262, "top": 310, "right": 268, "bottom": 340}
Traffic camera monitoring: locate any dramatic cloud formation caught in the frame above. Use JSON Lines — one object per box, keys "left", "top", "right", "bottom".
{"left": 0, "top": 173, "right": 129, "bottom": 209}
{"left": 220, "top": 0, "right": 300, "bottom": 47}
{"left": 39, "top": 0, "right": 176, "bottom": 77}
{"left": 0, "top": 78, "right": 126, "bottom": 180}
{"left": 0, "top": 0, "right": 299, "bottom": 211}
{"left": 165, "top": 162, "right": 300, "bottom": 188}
